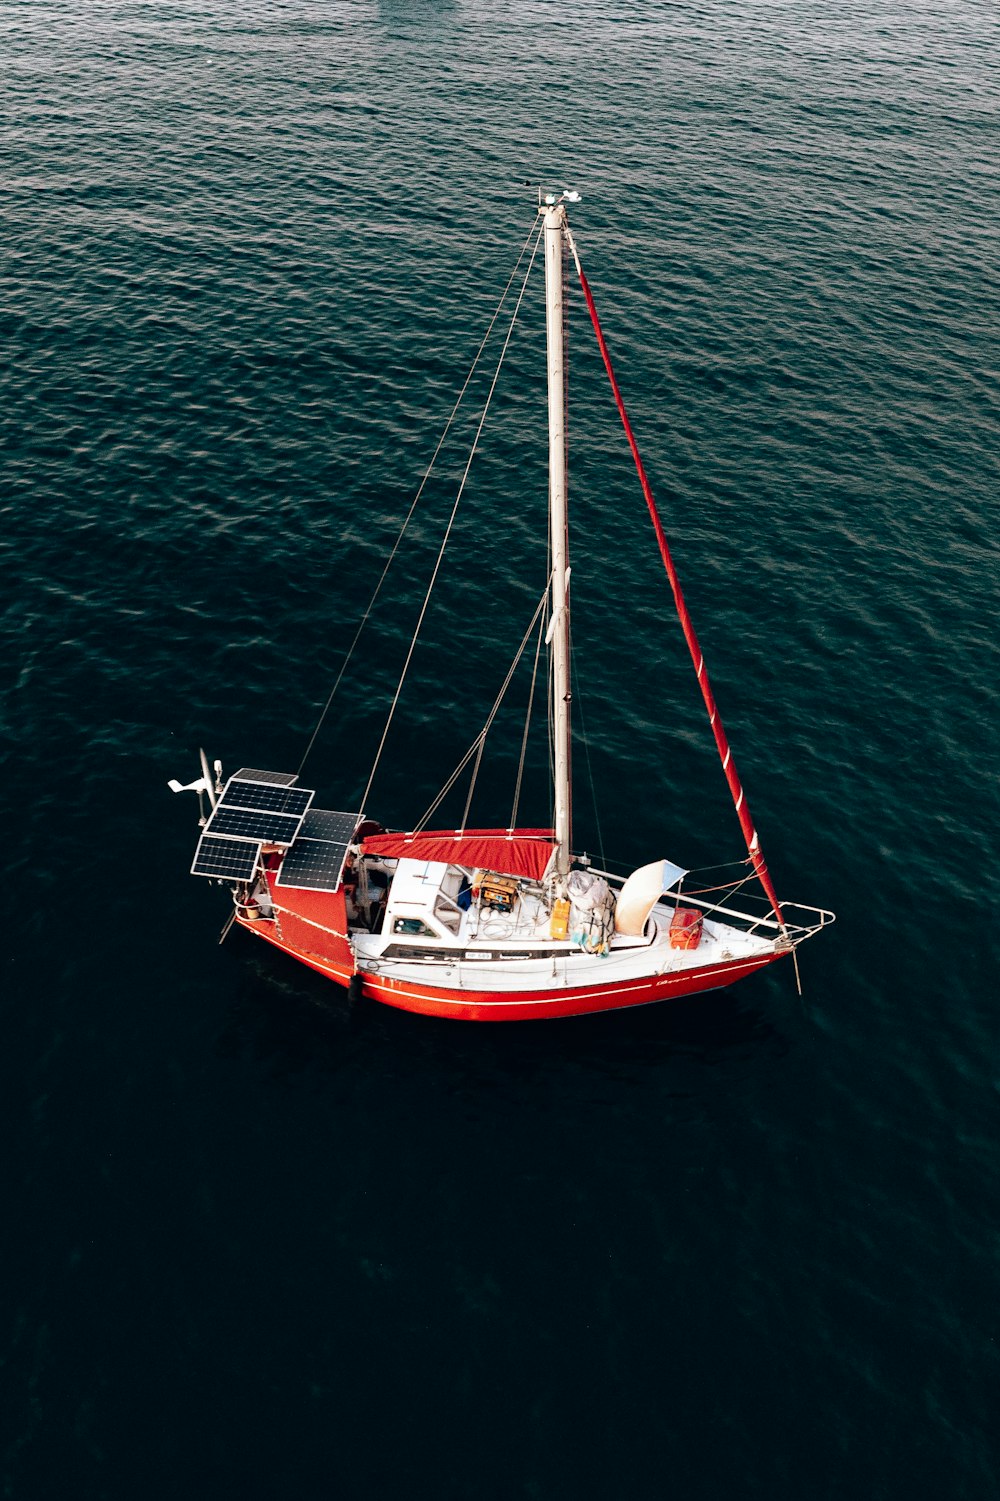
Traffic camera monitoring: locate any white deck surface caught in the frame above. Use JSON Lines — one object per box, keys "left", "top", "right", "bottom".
{"left": 353, "top": 872, "right": 777, "bottom": 993}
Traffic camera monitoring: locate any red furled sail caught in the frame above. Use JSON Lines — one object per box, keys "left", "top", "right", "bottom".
{"left": 361, "top": 828, "right": 557, "bottom": 882}
{"left": 568, "top": 242, "right": 784, "bottom": 927}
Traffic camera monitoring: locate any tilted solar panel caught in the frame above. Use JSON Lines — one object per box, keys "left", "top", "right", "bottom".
{"left": 297, "top": 808, "right": 359, "bottom": 843}
{"left": 277, "top": 839, "right": 351, "bottom": 892}
{"left": 204, "top": 805, "right": 303, "bottom": 844}
{"left": 220, "top": 781, "right": 313, "bottom": 817}
{"left": 191, "top": 834, "right": 261, "bottom": 881}
{"left": 232, "top": 769, "right": 298, "bottom": 787}
{"left": 276, "top": 808, "right": 361, "bottom": 892}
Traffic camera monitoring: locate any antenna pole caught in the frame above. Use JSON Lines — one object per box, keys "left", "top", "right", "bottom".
{"left": 199, "top": 747, "right": 218, "bottom": 811}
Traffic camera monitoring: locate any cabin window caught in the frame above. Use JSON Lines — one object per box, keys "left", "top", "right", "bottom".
{"left": 433, "top": 895, "right": 462, "bottom": 936}
{"left": 392, "top": 917, "right": 437, "bottom": 938}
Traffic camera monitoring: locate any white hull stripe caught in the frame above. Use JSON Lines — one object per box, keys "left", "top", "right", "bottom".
{"left": 362, "top": 956, "right": 771, "bottom": 1008}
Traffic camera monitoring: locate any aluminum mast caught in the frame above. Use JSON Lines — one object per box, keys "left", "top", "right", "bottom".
{"left": 543, "top": 197, "right": 572, "bottom": 880}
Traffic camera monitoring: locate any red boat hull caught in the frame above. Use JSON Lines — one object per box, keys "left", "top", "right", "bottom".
{"left": 235, "top": 914, "right": 783, "bottom": 1021}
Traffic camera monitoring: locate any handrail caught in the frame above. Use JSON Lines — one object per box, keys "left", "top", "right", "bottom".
{"left": 587, "top": 866, "right": 834, "bottom": 945}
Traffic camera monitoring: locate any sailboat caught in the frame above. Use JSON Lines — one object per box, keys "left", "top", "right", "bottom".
{"left": 171, "top": 193, "right": 833, "bottom": 1021}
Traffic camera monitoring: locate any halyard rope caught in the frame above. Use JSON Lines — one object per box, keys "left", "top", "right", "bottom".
{"left": 563, "top": 221, "right": 785, "bottom": 929}
{"left": 508, "top": 605, "right": 546, "bottom": 835}
{"left": 412, "top": 582, "right": 551, "bottom": 834}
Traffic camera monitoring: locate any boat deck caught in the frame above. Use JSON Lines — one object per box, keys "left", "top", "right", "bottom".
{"left": 352, "top": 901, "right": 776, "bottom": 993}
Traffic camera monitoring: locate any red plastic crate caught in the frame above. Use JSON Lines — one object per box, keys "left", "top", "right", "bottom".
{"left": 668, "top": 907, "right": 704, "bottom": 950}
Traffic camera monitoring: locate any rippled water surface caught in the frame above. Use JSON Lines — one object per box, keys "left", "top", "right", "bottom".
{"left": 2, "top": 2, "right": 998, "bottom": 1496}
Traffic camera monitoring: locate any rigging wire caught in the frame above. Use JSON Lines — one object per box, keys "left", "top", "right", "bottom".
{"left": 683, "top": 872, "right": 755, "bottom": 927}
{"left": 417, "top": 739, "right": 489, "bottom": 834}
{"left": 684, "top": 857, "right": 757, "bottom": 880}
{"left": 546, "top": 643, "right": 556, "bottom": 837}
{"left": 544, "top": 496, "right": 555, "bottom": 837}
{"left": 563, "top": 221, "right": 785, "bottom": 928}
{"left": 508, "top": 604, "right": 546, "bottom": 834}
{"left": 357, "top": 223, "right": 544, "bottom": 814}
{"left": 459, "top": 574, "right": 550, "bottom": 834}
{"left": 570, "top": 654, "right": 607, "bottom": 872}
{"left": 297, "top": 214, "right": 543, "bottom": 777}
{"left": 458, "top": 732, "right": 487, "bottom": 835}
{"left": 412, "top": 583, "right": 551, "bottom": 833}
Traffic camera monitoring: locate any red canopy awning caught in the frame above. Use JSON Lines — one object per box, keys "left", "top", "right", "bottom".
{"left": 361, "top": 828, "right": 556, "bottom": 881}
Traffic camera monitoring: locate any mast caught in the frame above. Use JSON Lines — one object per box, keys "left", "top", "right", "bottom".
{"left": 543, "top": 197, "right": 572, "bottom": 880}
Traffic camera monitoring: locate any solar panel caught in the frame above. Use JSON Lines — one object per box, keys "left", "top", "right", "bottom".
{"left": 221, "top": 781, "right": 313, "bottom": 817}
{"left": 191, "top": 834, "right": 261, "bottom": 881}
{"left": 298, "top": 808, "right": 359, "bottom": 843}
{"left": 232, "top": 769, "right": 298, "bottom": 787}
{"left": 204, "top": 805, "right": 303, "bottom": 844}
{"left": 276, "top": 808, "right": 361, "bottom": 892}
{"left": 277, "top": 839, "right": 351, "bottom": 891}
{"left": 201, "top": 773, "right": 316, "bottom": 846}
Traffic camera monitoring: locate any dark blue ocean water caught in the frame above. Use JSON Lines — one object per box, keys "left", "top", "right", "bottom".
{"left": 2, "top": 2, "right": 998, "bottom": 1496}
